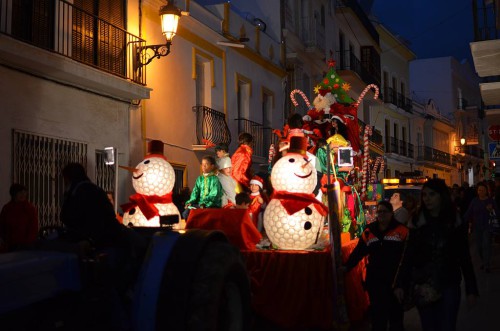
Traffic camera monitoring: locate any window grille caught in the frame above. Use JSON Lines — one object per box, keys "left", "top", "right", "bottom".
{"left": 12, "top": 130, "right": 87, "bottom": 228}
{"left": 95, "top": 149, "right": 116, "bottom": 193}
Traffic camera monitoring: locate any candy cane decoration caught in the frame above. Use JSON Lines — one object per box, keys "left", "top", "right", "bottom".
{"left": 370, "top": 157, "right": 381, "bottom": 184}
{"left": 353, "top": 84, "right": 380, "bottom": 107}
{"left": 290, "top": 89, "right": 312, "bottom": 109}
{"left": 361, "top": 125, "right": 373, "bottom": 199}
{"left": 370, "top": 156, "right": 385, "bottom": 183}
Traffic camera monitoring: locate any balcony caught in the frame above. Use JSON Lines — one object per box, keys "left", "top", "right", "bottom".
{"left": 301, "top": 17, "right": 325, "bottom": 57}
{"left": 0, "top": 0, "right": 145, "bottom": 85}
{"left": 416, "top": 146, "right": 454, "bottom": 167}
{"left": 382, "top": 87, "right": 413, "bottom": 113}
{"left": 359, "top": 121, "right": 383, "bottom": 152}
{"left": 386, "top": 137, "right": 414, "bottom": 158}
{"left": 192, "top": 106, "right": 231, "bottom": 149}
{"left": 235, "top": 118, "right": 274, "bottom": 159}
{"left": 336, "top": 50, "right": 381, "bottom": 89}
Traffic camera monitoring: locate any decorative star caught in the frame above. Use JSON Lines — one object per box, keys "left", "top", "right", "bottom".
{"left": 327, "top": 59, "right": 336, "bottom": 68}
{"left": 314, "top": 85, "right": 321, "bottom": 94}
{"left": 342, "top": 82, "right": 351, "bottom": 91}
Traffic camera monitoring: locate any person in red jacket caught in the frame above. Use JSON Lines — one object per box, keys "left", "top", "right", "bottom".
{"left": 231, "top": 132, "right": 254, "bottom": 192}
{"left": 0, "top": 183, "right": 39, "bottom": 252}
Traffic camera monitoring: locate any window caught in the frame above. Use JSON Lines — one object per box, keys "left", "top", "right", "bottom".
{"left": 193, "top": 49, "right": 214, "bottom": 107}
{"left": 383, "top": 71, "right": 389, "bottom": 101}
{"left": 262, "top": 87, "right": 275, "bottom": 158}
{"left": 236, "top": 73, "right": 252, "bottom": 131}
{"left": 72, "top": 0, "right": 126, "bottom": 75}
{"left": 13, "top": 130, "right": 87, "bottom": 228}
{"left": 385, "top": 119, "right": 391, "bottom": 153}
{"left": 11, "top": 0, "right": 55, "bottom": 48}
{"left": 169, "top": 162, "right": 187, "bottom": 196}
{"left": 338, "top": 31, "right": 345, "bottom": 68}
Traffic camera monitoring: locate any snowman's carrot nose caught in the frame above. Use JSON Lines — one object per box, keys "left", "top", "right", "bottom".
{"left": 119, "top": 165, "right": 139, "bottom": 172}
{"left": 301, "top": 158, "right": 311, "bottom": 168}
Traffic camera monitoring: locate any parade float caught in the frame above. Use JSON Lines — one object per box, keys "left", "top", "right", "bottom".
{"left": 270, "top": 59, "right": 381, "bottom": 243}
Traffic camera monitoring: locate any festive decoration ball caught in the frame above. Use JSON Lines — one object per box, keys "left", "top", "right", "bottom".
{"left": 132, "top": 157, "right": 175, "bottom": 196}
{"left": 271, "top": 154, "right": 317, "bottom": 193}
{"left": 263, "top": 200, "right": 323, "bottom": 250}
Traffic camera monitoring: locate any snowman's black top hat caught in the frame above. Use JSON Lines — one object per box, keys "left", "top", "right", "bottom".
{"left": 287, "top": 136, "right": 307, "bottom": 155}
{"left": 148, "top": 140, "right": 165, "bottom": 156}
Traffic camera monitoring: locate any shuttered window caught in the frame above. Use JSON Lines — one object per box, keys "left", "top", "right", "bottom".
{"left": 11, "top": 0, "right": 55, "bottom": 49}
{"left": 72, "top": 0, "right": 126, "bottom": 75}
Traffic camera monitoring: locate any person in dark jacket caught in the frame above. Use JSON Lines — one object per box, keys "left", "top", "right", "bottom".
{"left": 344, "top": 200, "right": 409, "bottom": 331}
{"left": 394, "top": 178, "right": 478, "bottom": 331}
{"left": 61, "top": 162, "right": 123, "bottom": 249}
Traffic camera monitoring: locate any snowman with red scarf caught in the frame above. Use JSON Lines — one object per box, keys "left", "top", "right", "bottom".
{"left": 121, "top": 140, "right": 180, "bottom": 227}
{"left": 263, "top": 136, "right": 328, "bottom": 250}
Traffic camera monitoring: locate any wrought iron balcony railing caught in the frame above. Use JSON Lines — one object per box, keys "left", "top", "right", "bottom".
{"left": 0, "top": 0, "right": 146, "bottom": 85}
{"left": 417, "top": 145, "right": 454, "bottom": 166}
{"left": 193, "top": 106, "right": 231, "bottom": 147}
{"left": 235, "top": 118, "right": 273, "bottom": 159}
{"left": 336, "top": 50, "right": 381, "bottom": 87}
{"left": 382, "top": 87, "right": 413, "bottom": 113}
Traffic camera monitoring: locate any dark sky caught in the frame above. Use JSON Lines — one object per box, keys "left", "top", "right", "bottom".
{"left": 371, "top": 0, "right": 474, "bottom": 63}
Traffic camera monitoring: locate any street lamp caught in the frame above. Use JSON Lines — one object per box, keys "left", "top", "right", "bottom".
{"left": 136, "top": 1, "right": 183, "bottom": 67}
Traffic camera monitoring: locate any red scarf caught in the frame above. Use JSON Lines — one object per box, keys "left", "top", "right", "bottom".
{"left": 271, "top": 191, "right": 328, "bottom": 216}
{"left": 121, "top": 192, "right": 173, "bottom": 220}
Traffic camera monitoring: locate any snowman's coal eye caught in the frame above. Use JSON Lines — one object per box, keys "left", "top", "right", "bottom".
{"left": 304, "top": 207, "right": 312, "bottom": 215}
{"left": 288, "top": 158, "right": 295, "bottom": 163}
{"left": 304, "top": 221, "right": 312, "bottom": 230}
{"left": 144, "top": 160, "right": 150, "bottom": 164}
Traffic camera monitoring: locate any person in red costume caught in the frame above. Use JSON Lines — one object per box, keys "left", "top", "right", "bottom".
{"left": 0, "top": 183, "right": 38, "bottom": 252}
{"left": 248, "top": 175, "right": 267, "bottom": 230}
{"left": 231, "top": 132, "right": 254, "bottom": 192}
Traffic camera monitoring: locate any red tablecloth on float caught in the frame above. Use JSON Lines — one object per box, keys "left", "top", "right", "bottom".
{"left": 241, "top": 238, "right": 369, "bottom": 330}
{"left": 185, "top": 208, "right": 262, "bottom": 250}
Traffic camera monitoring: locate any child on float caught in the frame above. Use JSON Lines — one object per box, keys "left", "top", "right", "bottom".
{"left": 248, "top": 175, "right": 268, "bottom": 231}
{"left": 182, "top": 155, "right": 223, "bottom": 220}
{"left": 231, "top": 132, "right": 254, "bottom": 193}
{"left": 215, "top": 143, "right": 230, "bottom": 170}
{"left": 217, "top": 156, "right": 237, "bottom": 208}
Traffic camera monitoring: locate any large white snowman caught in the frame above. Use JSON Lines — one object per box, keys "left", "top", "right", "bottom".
{"left": 264, "top": 136, "right": 328, "bottom": 250}
{"left": 122, "top": 140, "right": 180, "bottom": 227}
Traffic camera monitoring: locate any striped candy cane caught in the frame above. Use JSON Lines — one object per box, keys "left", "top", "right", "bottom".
{"left": 353, "top": 84, "right": 380, "bottom": 107}
{"left": 290, "top": 89, "right": 312, "bottom": 109}
{"left": 361, "top": 125, "right": 373, "bottom": 199}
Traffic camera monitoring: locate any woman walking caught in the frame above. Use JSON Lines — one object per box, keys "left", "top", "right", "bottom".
{"left": 394, "top": 178, "right": 478, "bottom": 331}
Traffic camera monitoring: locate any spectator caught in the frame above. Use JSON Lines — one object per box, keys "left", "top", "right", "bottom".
{"left": 183, "top": 156, "right": 223, "bottom": 220}
{"left": 231, "top": 132, "right": 254, "bottom": 192}
{"left": 464, "top": 182, "right": 499, "bottom": 273}
{"left": 390, "top": 191, "right": 410, "bottom": 226}
{"left": 394, "top": 178, "right": 478, "bottom": 331}
{"left": 60, "top": 163, "right": 124, "bottom": 250}
{"left": 343, "top": 201, "right": 408, "bottom": 331}
{"left": 0, "top": 184, "right": 38, "bottom": 252}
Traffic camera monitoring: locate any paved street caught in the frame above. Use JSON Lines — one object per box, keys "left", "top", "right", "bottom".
{"left": 350, "top": 235, "right": 500, "bottom": 331}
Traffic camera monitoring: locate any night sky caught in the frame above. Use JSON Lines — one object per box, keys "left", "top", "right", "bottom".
{"left": 371, "top": 0, "right": 474, "bottom": 64}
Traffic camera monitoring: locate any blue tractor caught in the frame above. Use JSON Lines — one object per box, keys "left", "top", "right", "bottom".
{"left": 0, "top": 227, "right": 251, "bottom": 331}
